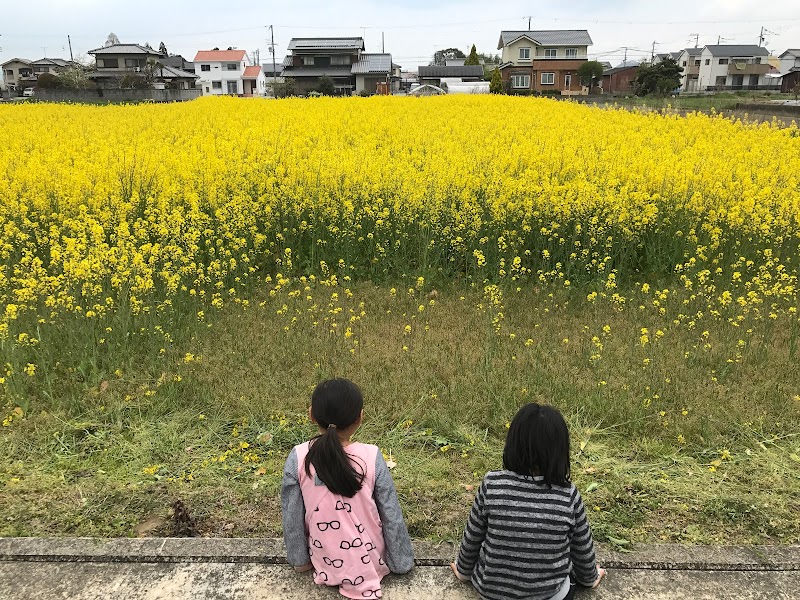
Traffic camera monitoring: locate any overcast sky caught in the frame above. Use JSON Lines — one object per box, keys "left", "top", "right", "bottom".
{"left": 1, "top": 0, "right": 799, "bottom": 71}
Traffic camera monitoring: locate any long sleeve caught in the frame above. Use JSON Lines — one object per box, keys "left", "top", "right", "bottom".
{"left": 455, "top": 478, "right": 488, "bottom": 578}
{"left": 281, "top": 448, "right": 310, "bottom": 567}
{"left": 569, "top": 487, "right": 600, "bottom": 586}
{"left": 373, "top": 452, "right": 414, "bottom": 574}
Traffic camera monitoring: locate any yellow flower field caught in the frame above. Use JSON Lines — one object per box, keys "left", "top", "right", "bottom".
{"left": 1, "top": 95, "right": 800, "bottom": 542}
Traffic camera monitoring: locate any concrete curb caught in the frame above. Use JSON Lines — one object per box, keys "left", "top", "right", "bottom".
{"left": 1, "top": 538, "right": 799, "bottom": 571}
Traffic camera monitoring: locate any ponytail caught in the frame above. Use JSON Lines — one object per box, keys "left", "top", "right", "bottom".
{"left": 304, "top": 379, "right": 365, "bottom": 498}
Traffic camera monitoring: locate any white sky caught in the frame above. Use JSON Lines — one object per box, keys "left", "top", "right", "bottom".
{"left": 1, "top": 0, "right": 799, "bottom": 73}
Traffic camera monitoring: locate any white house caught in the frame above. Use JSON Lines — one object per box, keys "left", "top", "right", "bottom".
{"left": 698, "top": 45, "right": 771, "bottom": 91}
{"left": 193, "top": 49, "right": 248, "bottom": 95}
{"left": 676, "top": 48, "right": 703, "bottom": 92}
{"left": 242, "top": 65, "right": 268, "bottom": 96}
{"left": 778, "top": 49, "right": 800, "bottom": 74}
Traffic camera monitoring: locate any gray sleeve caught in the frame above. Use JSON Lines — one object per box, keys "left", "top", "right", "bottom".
{"left": 373, "top": 452, "right": 414, "bottom": 574}
{"left": 281, "top": 448, "right": 310, "bottom": 566}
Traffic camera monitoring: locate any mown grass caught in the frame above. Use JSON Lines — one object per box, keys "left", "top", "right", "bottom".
{"left": 2, "top": 281, "right": 799, "bottom": 546}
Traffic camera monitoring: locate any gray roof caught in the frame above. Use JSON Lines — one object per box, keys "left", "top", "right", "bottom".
{"left": 161, "top": 55, "right": 192, "bottom": 69}
{"left": 280, "top": 66, "right": 354, "bottom": 78}
{"left": 603, "top": 64, "right": 639, "bottom": 75}
{"left": 1, "top": 58, "right": 32, "bottom": 66}
{"left": 89, "top": 44, "right": 164, "bottom": 56}
{"left": 600, "top": 61, "right": 612, "bottom": 69}
{"left": 705, "top": 45, "right": 769, "bottom": 57}
{"left": 262, "top": 62, "right": 284, "bottom": 75}
{"left": 282, "top": 55, "right": 293, "bottom": 67}
{"left": 779, "top": 49, "right": 800, "bottom": 58}
{"left": 351, "top": 53, "right": 392, "bottom": 74}
{"left": 287, "top": 38, "right": 364, "bottom": 52}
{"left": 498, "top": 30, "right": 593, "bottom": 50}
{"left": 418, "top": 65, "right": 484, "bottom": 78}
{"left": 158, "top": 65, "right": 198, "bottom": 79}
{"left": 32, "top": 57, "right": 71, "bottom": 67}
{"left": 682, "top": 47, "right": 703, "bottom": 56}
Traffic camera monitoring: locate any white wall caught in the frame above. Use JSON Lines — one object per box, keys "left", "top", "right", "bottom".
{"left": 699, "top": 49, "right": 768, "bottom": 89}
{"left": 779, "top": 52, "right": 800, "bottom": 74}
{"left": 194, "top": 58, "right": 246, "bottom": 95}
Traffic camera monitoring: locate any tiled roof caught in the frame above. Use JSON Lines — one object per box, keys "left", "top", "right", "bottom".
{"left": 418, "top": 65, "right": 484, "bottom": 78}
{"left": 32, "top": 58, "right": 71, "bottom": 67}
{"left": 603, "top": 65, "right": 639, "bottom": 75}
{"left": 159, "top": 65, "right": 198, "bottom": 79}
{"left": 705, "top": 45, "right": 769, "bottom": 57}
{"left": 351, "top": 53, "right": 392, "bottom": 74}
{"left": 288, "top": 38, "right": 364, "bottom": 51}
{"left": 498, "top": 30, "right": 593, "bottom": 49}
{"left": 1, "top": 58, "right": 33, "bottom": 66}
{"left": 282, "top": 55, "right": 293, "bottom": 67}
{"left": 89, "top": 44, "right": 164, "bottom": 56}
{"left": 193, "top": 50, "right": 247, "bottom": 62}
{"left": 262, "top": 62, "right": 284, "bottom": 75}
{"left": 683, "top": 47, "right": 703, "bottom": 56}
{"left": 242, "top": 65, "right": 262, "bottom": 78}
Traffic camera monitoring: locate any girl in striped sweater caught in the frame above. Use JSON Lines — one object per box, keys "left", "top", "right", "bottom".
{"left": 452, "top": 403, "right": 606, "bottom": 600}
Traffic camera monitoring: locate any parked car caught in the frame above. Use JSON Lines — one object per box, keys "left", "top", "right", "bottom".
{"left": 23, "top": 88, "right": 35, "bottom": 98}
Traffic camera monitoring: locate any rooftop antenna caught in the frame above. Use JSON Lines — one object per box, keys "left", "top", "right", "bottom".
{"left": 689, "top": 33, "right": 699, "bottom": 47}
{"left": 758, "top": 26, "right": 777, "bottom": 47}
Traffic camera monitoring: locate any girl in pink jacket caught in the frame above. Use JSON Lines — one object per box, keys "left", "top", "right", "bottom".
{"left": 281, "top": 378, "right": 414, "bottom": 599}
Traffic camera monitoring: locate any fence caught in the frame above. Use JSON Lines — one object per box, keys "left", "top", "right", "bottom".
{"left": 34, "top": 88, "right": 201, "bottom": 103}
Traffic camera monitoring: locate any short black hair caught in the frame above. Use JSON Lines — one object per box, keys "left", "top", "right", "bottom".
{"left": 502, "top": 403, "right": 570, "bottom": 486}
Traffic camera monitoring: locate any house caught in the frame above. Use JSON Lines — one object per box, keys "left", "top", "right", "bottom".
{"left": 497, "top": 29, "right": 592, "bottom": 95}
{"left": 781, "top": 68, "right": 800, "bottom": 94}
{"left": 2, "top": 57, "right": 74, "bottom": 92}
{"left": 150, "top": 65, "right": 199, "bottom": 90}
{"left": 1, "top": 59, "right": 34, "bottom": 91}
{"left": 242, "top": 65, "right": 268, "bottom": 96}
{"left": 162, "top": 55, "right": 195, "bottom": 74}
{"left": 699, "top": 45, "right": 772, "bottom": 91}
{"left": 417, "top": 65, "right": 484, "bottom": 88}
{"left": 193, "top": 49, "right": 249, "bottom": 95}
{"left": 778, "top": 49, "right": 800, "bottom": 74}
{"left": 676, "top": 48, "right": 703, "bottom": 92}
{"left": 88, "top": 43, "right": 166, "bottom": 88}
{"left": 281, "top": 38, "right": 393, "bottom": 96}
{"left": 601, "top": 64, "right": 638, "bottom": 94}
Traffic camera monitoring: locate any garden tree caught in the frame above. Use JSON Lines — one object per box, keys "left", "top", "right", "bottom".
{"left": 633, "top": 57, "right": 683, "bottom": 96}
{"left": 57, "top": 66, "right": 93, "bottom": 90}
{"left": 35, "top": 73, "right": 62, "bottom": 89}
{"left": 272, "top": 77, "right": 296, "bottom": 98}
{"left": 489, "top": 68, "right": 504, "bottom": 94}
{"left": 432, "top": 47, "right": 465, "bottom": 66}
{"left": 477, "top": 52, "right": 500, "bottom": 64}
{"left": 793, "top": 81, "right": 800, "bottom": 103}
{"left": 105, "top": 32, "right": 120, "bottom": 47}
{"left": 577, "top": 61, "right": 604, "bottom": 91}
{"left": 316, "top": 75, "right": 336, "bottom": 96}
{"left": 119, "top": 74, "right": 149, "bottom": 89}
{"left": 464, "top": 45, "right": 480, "bottom": 66}
{"left": 159, "top": 41, "right": 168, "bottom": 56}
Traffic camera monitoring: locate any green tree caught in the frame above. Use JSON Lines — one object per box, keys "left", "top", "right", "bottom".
{"left": 577, "top": 61, "right": 604, "bottom": 91}
{"left": 316, "top": 75, "right": 336, "bottom": 96}
{"left": 273, "top": 77, "right": 296, "bottom": 98}
{"left": 633, "top": 57, "right": 683, "bottom": 96}
{"left": 489, "top": 68, "right": 504, "bottom": 94}
{"left": 35, "top": 73, "right": 63, "bottom": 89}
{"left": 159, "top": 42, "right": 168, "bottom": 56}
{"left": 465, "top": 45, "right": 480, "bottom": 66}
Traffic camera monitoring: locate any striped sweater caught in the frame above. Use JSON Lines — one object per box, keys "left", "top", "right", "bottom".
{"left": 455, "top": 470, "right": 599, "bottom": 600}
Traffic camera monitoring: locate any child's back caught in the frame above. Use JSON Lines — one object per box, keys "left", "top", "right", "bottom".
{"left": 456, "top": 469, "right": 597, "bottom": 600}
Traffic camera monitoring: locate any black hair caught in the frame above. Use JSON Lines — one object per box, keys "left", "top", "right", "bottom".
{"left": 304, "top": 378, "right": 365, "bottom": 498}
{"left": 502, "top": 403, "right": 571, "bottom": 486}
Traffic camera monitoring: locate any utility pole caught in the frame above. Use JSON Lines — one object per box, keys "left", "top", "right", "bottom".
{"left": 269, "top": 24, "right": 277, "bottom": 98}
{"left": 622, "top": 46, "right": 628, "bottom": 66}
{"left": 758, "top": 26, "right": 765, "bottom": 46}
{"left": 382, "top": 31, "right": 384, "bottom": 53}
{"left": 528, "top": 16, "right": 532, "bottom": 31}
{"left": 68, "top": 35, "right": 74, "bottom": 62}
{"left": 651, "top": 41, "right": 656, "bottom": 62}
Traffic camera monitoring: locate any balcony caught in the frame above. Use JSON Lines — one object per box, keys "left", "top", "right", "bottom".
{"left": 727, "top": 61, "right": 769, "bottom": 75}
{"left": 685, "top": 65, "right": 700, "bottom": 75}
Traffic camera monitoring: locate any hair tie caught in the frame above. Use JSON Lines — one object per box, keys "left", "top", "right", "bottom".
{"left": 328, "top": 424, "right": 337, "bottom": 430}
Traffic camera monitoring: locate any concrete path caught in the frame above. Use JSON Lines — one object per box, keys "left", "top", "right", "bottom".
{"left": 1, "top": 538, "right": 799, "bottom": 599}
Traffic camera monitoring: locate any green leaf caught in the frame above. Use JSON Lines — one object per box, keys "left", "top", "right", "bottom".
{"left": 585, "top": 482, "right": 599, "bottom": 493}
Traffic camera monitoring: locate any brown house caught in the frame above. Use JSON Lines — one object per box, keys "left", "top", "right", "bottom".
{"left": 497, "top": 30, "right": 592, "bottom": 95}
{"left": 601, "top": 64, "right": 639, "bottom": 94}
{"left": 781, "top": 68, "right": 800, "bottom": 94}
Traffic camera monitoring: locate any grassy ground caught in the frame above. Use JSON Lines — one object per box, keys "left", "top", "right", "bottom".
{"left": 2, "top": 281, "right": 799, "bottom": 547}
{"left": 600, "top": 92, "right": 794, "bottom": 111}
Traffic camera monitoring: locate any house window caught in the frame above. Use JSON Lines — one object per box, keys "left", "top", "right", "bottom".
{"left": 227, "top": 81, "right": 238, "bottom": 94}
{"left": 303, "top": 56, "right": 315, "bottom": 66}
{"left": 98, "top": 58, "right": 119, "bottom": 68}
{"left": 565, "top": 48, "right": 578, "bottom": 59}
{"left": 519, "top": 47, "right": 531, "bottom": 61}
{"left": 705, "top": 59, "right": 710, "bottom": 65}
{"left": 694, "top": 60, "right": 700, "bottom": 66}
{"left": 212, "top": 81, "right": 222, "bottom": 89}
{"left": 715, "top": 76, "right": 727, "bottom": 86}
{"left": 201, "top": 64, "right": 211, "bottom": 71}
{"left": 719, "top": 58, "right": 729, "bottom": 65}
{"left": 226, "top": 63, "right": 239, "bottom": 70}
{"left": 125, "top": 58, "right": 146, "bottom": 68}
{"left": 565, "top": 74, "right": 572, "bottom": 88}
{"left": 331, "top": 55, "right": 350, "bottom": 66}
{"left": 511, "top": 74, "right": 530, "bottom": 88}
{"left": 4, "top": 70, "right": 12, "bottom": 77}
{"left": 754, "top": 57, "right": 761, "bottom": 64}
{"left": 682, "top": 61, "right": 687, "bottom": 66}
{"left": 544, "top": 48, "right": 557, "bottom": 58}
{"left": 541, "top": 72, "right": 555, "bottom": 85}
{"left": 33, "top": 66, "right": 49, "bottom": 73}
